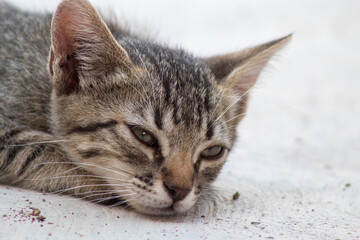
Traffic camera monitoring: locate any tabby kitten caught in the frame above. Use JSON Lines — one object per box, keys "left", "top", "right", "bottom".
{"left": 0, "top": 0, "right": 290, "bottom": 215}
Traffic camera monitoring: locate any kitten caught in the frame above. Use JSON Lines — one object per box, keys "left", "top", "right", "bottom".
{"left": 0, "top": 0, "right": 290, "bottom": 215}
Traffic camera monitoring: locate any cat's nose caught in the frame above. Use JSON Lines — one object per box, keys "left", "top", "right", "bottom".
{"left": 163, "top": 182, "right": 191, "bottom": 202}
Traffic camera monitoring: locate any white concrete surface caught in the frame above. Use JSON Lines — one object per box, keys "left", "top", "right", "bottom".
{"left": 1, "top": 0, "right": 359, "bottom": 239}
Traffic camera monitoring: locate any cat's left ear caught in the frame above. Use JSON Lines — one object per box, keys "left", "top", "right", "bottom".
{"left": 49, "top": 0, "right": 132, "bottom": 95}
{"left": 204, "top": 34, "right": 291, "bottom": 114}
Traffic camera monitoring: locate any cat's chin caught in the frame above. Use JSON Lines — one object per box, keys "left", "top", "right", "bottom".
{"left": 137, "top": 206, "right": 178, "bottom": 216}
{"left": 134, "top": 202, "right": 193, "bottom": 216}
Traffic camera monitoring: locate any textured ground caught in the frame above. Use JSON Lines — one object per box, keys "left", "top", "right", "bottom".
{"left": 1, "top": 0, "right": 360, "bottom": 239}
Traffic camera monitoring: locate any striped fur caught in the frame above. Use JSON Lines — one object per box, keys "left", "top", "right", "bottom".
{"left": 0, "top": 0, "right": 290, "bottom": 215}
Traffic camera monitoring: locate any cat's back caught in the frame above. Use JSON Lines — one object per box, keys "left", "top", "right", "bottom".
{"left": 0, "top": 2, "right": 52, "bottom": 60}
{"left": 0, "top": 2, "right": 52, "bottom": 80}
{"left": 0, "top": 2, "right": 53, "bottom": 132}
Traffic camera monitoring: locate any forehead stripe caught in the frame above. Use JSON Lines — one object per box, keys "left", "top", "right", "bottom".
{"left": 154, "top": 107, "right": 163, "bottom": 130}
{"left": 68, "top": 119, "right": 118, "bottom": 134}
{"left": 206, "top": 121, "right": 214, "bottom": 140}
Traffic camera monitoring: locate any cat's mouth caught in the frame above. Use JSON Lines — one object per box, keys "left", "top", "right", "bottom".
{"left": 141, "top": 188, "right": 197, "bottom": 215}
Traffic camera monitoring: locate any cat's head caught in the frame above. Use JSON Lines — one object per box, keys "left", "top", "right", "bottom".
{"left": 48, "top": 0, "right": 290, "bottom": 215}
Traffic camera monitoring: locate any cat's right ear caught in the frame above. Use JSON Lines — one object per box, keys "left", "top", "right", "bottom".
{"left": 205, "top": 35, "right": 291, "bottom": 91}
{"left": 49, "top": 0, "right": 132, "bottom": 95}
{"left": 204, "top": 35, "right": 291, "bottom": 119}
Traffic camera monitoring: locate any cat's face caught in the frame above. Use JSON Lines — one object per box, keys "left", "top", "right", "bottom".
{"left": 49, "top": 0, "right": 290, "bottom": 215}
{"left": 51, "top": 47, "right": 238, "bottom": 214}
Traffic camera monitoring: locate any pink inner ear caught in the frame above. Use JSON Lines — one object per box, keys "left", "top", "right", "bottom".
{"left": 49, "top": 0, "right": 132, "bottom": 94}
{"left": 237, "top": 64, "right": 264, "bottom": 92}
{"left": 50, "top": 1, "right": 82, "bottom": 95}
{"left": 51, "top": 3, "right": 77, "bottom": 58}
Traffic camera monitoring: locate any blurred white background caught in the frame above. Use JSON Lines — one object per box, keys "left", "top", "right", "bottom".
{"left": 2, "top": 0, "right": 360, "bottom": 239}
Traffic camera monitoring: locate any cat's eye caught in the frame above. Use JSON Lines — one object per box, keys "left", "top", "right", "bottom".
{"left": 200, "top": 146, "right": 225, "bottom": 160}
{"left": 130, "top": 126, "right": 157, "bottom": 147}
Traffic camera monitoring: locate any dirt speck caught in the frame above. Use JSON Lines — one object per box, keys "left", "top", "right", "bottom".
{"left": 37, "top": 215, "right": 46, "bottom": 222}
{"left": 232, "top": 192, "right": 240, "bottom": 200}
{"left": 30, "top": 207, "right": 41, "bottom": 216}
{"left": 251, "top": 222, "right": 261, "bottom": 225}
{"left": 5, "top": 207, "right": 47, "bottom": 224}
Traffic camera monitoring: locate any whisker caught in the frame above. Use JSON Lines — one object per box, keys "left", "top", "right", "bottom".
{"left": 53, "top": 165, "right": 85, "bottom": 177}
{"left": 126, "top": 81, "right": 150, "bottom": 107}
{"left": 211, "top": 88, "right": 251, "bottom": 128}
{"left": 129, "top": 41, "right": 154, "bottom": 105}
{"left": 222, "top": 112, "right": 247, "bottom": 124}
{"left": 108, "top": 49, "right": 152, "bottom": 109}
{"left": 225, "top": 124, "right": 241, "bottom": 130}
{"left": 72, "top": 189, "right": 122, "bottom": 196}
{"left": 50, "top": 183, "right": 134, "bottom": 195}
{"left": 78, "top": 190, "right": 131, "bottom": 200}
{"left": 83, "top": 193, "right": 137, "bottom": 209}
{"left": 216, "top": 123, "right": 239, "bottom": 134}
{"left": 63, "top": 186, "right": 138, "bottom": 200}
{"left": 8, "top": 139, "right": 74, "bottom": 147}
{"left": 37, "top": 161, "right": 134, "bottom": 178}
{"left": 211, "top": 87, "right": 226, "bottom": 114}
{"left": 108, "top": 195, "right": 139, "bottom": 208}
{"left": 25, "top": 174, "right": 132, "bottom": 184}
{"left": 91, "top": 192, "right": 136, "bottom": 205}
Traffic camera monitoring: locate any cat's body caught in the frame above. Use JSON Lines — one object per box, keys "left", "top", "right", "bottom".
{"left": 0, "top": 0, "right": 290, "bottom": 215}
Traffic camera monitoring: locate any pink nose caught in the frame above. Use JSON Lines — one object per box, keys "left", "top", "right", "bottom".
{"left": 163, "top": 182, "right": 191, "bottom": 202}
